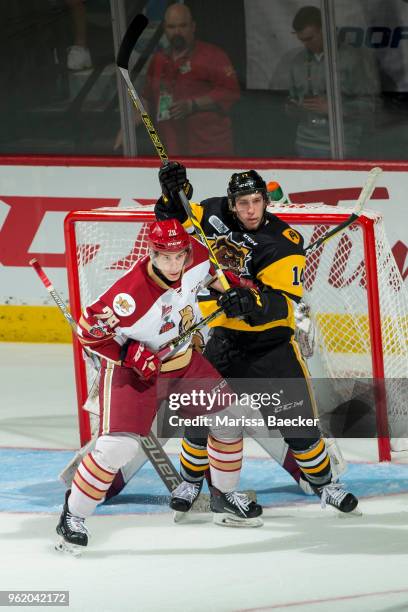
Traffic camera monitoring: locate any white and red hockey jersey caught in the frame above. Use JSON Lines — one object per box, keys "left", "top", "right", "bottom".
{"left": 77, "top": 237, "right": 211, "bottom": 369}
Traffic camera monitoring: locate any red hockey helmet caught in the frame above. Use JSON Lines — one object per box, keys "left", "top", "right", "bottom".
{"left": 148, "top": 219, "right": 191, "bottom": 253}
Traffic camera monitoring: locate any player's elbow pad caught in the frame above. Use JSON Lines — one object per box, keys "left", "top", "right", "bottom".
{"left": 154, "top": 196, "right": 188, "bottom": 223}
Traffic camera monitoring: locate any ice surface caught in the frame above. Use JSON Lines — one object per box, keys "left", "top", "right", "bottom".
{"left": 1, "top": 343, "right": 408, "bottom": 612}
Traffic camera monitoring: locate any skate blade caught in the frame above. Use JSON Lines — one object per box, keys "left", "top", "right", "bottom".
{"left": 213, "top": 513, "right": 263, "bottom": 528}
{"left": 55, "top": 536, "right": 84, "bottom": 557}
{"left": 337, "top": 506, "right": 363, "bottom": 518}
{"left": 173, "top": 511, "right": 188, "bottom": 523}
{"left": 173, "top": 503, "right": 207, "bottom": 521}
{"left": 323, "top": 504, "right": 363, "bottom": 517}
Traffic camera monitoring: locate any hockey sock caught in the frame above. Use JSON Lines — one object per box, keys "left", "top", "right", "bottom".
{"left": 180, "top": 436, "right": 209, "bottom": 483}
{"left": 290, "top": 438, "right": 332, "bottom": 487}
{"left": 207, "top": 435, "right": 243, "bottom": 492}
{"left": 105, "top": 470, "right": 126, "bottom": 501}
{"left": 69, "top": 451, "right": 117, "bottom": 518}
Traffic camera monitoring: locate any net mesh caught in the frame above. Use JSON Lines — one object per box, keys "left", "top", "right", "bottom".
{"left": 272, "top": 203, "right": 408, "bottom": 437}
{"left": 76, "top": 217, "right": 151, "bottom": 306}
{"left": 69, "top": 205, "right": 408, "bottom": 439}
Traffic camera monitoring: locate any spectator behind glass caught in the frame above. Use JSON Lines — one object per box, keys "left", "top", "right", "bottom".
{"left": 141, "top": 3, "right": 240, "bottom": 156}
{"left": 286, "top": 5, "right": 380, "bottom": 159}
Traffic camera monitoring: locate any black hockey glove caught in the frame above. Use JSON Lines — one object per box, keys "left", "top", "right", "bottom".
{"left": 159, "top": 161, "right": 193, "bottom": 200}
{"left": 217, "top": 287, "right": 259, "bottom": 318}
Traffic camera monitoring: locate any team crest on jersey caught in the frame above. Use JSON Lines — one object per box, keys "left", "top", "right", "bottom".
{"left": 178, "top": 305, "right": 195, "bottom": 334}
{"left": 191, "top": 330, "right": 205, "bottom": 353}
{"left": 89, "top": 320, "right": 109, "bottom": 338}
{"left": 177, "top": 306, "right": 204, "bottom": 352}
{"left": 159, "top": 321, "right": 175, "bottom": 334}
{"left": 159, "top": 304, "right": 175, "bottom": 334}
{"left": 209, "top": 234, "right": 251, "bottom": 275}
{"left": 113, "top": 293, "right": 136, "bottom": 316}
{"left": 161, "top": 304, "right": 172, "bottom": 318}
{"left": 283, "top": 228, "right": 301, "bottom": 244}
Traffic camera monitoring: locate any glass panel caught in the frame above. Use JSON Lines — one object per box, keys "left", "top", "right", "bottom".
{"left": 333, "top": 0, "right": 408, "bottom": 160}
{"left": 5, "top": 1, "right": 405, "bottom": 160}
{"left": 134, "top": 0, "right": 331, "bottom": 159}
{"left": 1, "top": 1, "right": 120, "bottom": 155}
{"left": 245, "top": 0, "right": 334, "bottom": 158}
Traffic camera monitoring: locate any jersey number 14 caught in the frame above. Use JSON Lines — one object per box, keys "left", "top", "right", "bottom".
{"left": 292, "top": 266, "right": 304, "bottom": 286}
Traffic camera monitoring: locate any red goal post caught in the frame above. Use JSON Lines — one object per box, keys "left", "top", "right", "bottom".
{"left": 64, "top": 205, "right": 408, "bottom": 461}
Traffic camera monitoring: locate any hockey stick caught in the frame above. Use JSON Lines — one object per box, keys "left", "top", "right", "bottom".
{"left": 30, "top": 259, "right": 83, "bottom": 335}
{"left": 158, "top": 307, "right": 223, "bottom": 359}
{"left": 29, "top": 258, "right": 182, "bottom": 493}
{"left": 268, "top": 167, "right": 382, "bottom": 253}
{"left": 116, "top": 14, "right": 230, "bottom": 291}
{"left": 305, "top": 166, "right": 382, "bottom": 254}
{"left": 29, "top": 258, "right": 99, "bottom": 368}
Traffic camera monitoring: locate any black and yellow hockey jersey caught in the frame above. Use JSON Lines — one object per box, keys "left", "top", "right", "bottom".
{"left": 155, "top": 196, "right": 305, "bottom": 343}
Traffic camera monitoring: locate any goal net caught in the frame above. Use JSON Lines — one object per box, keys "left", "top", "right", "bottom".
{"left": 64, "top": 205, "right": 408, "bottom": 461}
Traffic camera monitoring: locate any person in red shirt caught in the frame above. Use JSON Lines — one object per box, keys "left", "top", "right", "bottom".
{"left": 142, "top": 3, "right": 240, "bottom": 156}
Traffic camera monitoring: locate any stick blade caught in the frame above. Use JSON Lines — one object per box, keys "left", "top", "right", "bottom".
{"left": 116, "top": 14, "right": 149, "bottom": 69}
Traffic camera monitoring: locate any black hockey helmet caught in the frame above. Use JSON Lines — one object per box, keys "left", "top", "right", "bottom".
{"left": 227, "top": 170, "right": 267, "bottom": 210}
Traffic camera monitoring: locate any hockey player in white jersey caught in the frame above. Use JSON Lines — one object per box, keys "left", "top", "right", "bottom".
{"left": 56, "top": 219, "right": 262, "bottom": 554}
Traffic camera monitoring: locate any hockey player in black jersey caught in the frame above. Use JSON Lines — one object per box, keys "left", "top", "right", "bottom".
{"left": 155, "top": 162, "right": 359, "bottom": 516}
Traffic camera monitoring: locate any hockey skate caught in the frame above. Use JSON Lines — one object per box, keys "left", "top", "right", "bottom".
{"left": 313, "top": 481, "right": 361, "bottom": 516}
{"left": 210, "top": 486, "right": 263, "bottom": 527}
{"left": 55, "top": 491, "right": 89, "bottom": 556}
{"left": 170, "top": 480, "right": 203, "bottom": 522}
